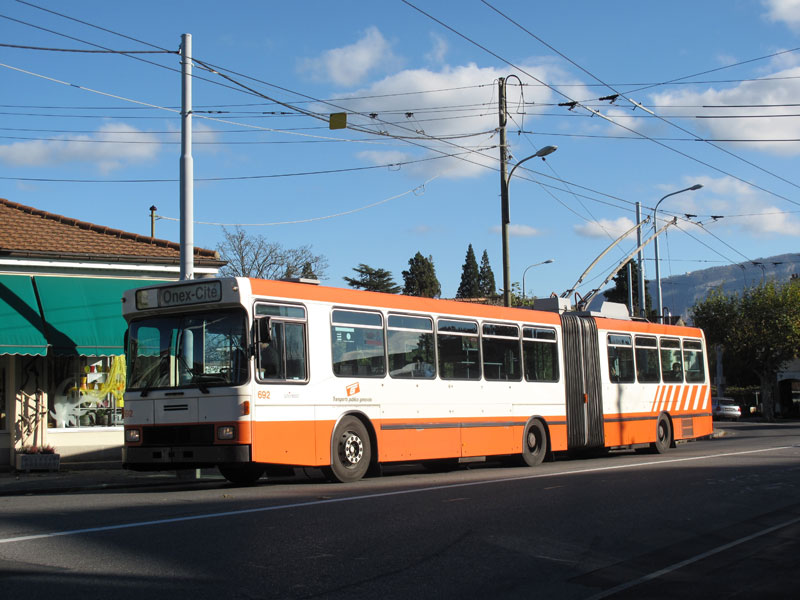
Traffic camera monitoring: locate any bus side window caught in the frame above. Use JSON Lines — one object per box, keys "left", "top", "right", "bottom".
{"left": 683, "top": 339, "right": 705, "bottom": 383}
{"left": 634, "top": 336, "right": 660, "bottom": 383}
{"left": 284, "top": 322, "right": 307, "bottom": 380}
{"left": 523, "top": 327, "right": 559, "bottom": 382}
{"left": 331, "top": 310, "right": 385, "bottom": 378}
{"left": 254, "top": 304, "right": 308, "bottom": 382}
{"left": 607, "top": 334, "right": 634, "bottom": 383}
{"left": 660, "top": 338, "right": 683, "bottom": 383}
{"left": 259, "top": 322, "right": 284, "bottom": 379}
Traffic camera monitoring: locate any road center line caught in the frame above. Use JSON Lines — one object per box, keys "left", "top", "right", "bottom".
{"left": 0, "top": 445, "right": 793, "bottom": 545}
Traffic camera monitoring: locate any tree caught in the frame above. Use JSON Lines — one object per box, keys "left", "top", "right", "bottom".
{"left": 691, "top": 280, "right": 800, "bottom": 420}
{"left": 402, "top": 252, "right": 441, "bottom": 298}
{"left": 456, "top": 244, "right": 481, "bottom": 299}
{"left": 478, "top": 250, "right": 496, "bottom": 297}
{"left": 344, "top": 264, "right": 401, "bottom": 293}
{"left": 217, "top": 226, "right": 328, "bottom": 280}
{"left": 602, "top": 260, "right": 652, "bottom": 317}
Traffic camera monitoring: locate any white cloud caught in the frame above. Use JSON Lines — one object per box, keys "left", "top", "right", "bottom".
{"left": 738, "top": 205, "right": 800, "bottom": 235}
{"left": 0, "top": 122, "right": 161, "bottom": 173}
{"left": 298, "top": 27, "right": 399, "bottom": 87}
{"left": 356, "top": 149, "right": 415, "bottom": 166}
{"left": 649, "top": 63, "right": 800, "bottom": 156}
{"left": 326, "top": 60, "right": 578, "bottom": 180}
{"left": 662, "top": 175, "right": 800, "bottom": 237}
{"left": 489, "top": 224, "right": 539, "bottom": 237}
{"left": 763, "top": 0, "right": 800, "bottom": 30}
{"left": 509, "top": 224, "right": 539, "bottom": 237}
{"left": 574, "top": 217, "right": 636, "bottom": 239}
{"left": 425, "top": 33, "right": 448, "bottom": 65}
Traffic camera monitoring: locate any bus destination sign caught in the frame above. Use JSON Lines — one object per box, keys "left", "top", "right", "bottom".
{"left": 157, "top": 281, "right": 222, "bottom": 308}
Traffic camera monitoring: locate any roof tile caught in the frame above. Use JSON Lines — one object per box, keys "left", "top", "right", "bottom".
{"left": 0, "top": 198, "right": 222, "bottom": 265}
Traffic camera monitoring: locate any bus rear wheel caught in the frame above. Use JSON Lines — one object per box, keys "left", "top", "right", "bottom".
{"left": 521, "top": 419, "right": 548, "bottom": 467}
{"left": 219, "top": 463, "right": 265, "bottom": 485}
{"left": 324, "top": 416, "right": 371, "bottom": 483}
{"left": 651, "top": 415, "right": 672, "bottom": 454}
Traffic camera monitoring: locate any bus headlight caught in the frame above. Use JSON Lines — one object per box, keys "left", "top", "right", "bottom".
{"left": 217, "top": 425, "right": 236, "bottom": 440}
{"left": 125, "top": 428, "right": 141, "bottom": 443}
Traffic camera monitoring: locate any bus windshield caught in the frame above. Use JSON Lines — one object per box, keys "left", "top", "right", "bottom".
{"left": 127, "top": 308, "right": 248, "bottom": 391}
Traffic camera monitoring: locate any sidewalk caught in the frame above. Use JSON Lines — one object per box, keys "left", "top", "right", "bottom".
{"left": 0, "top": 462, "right": 223, "bottom": 496}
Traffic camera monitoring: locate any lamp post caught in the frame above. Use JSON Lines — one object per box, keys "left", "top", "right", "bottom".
{"left": 500, "top": 145, "right": 558, "bottom": 307}
{"left": 522, "top": 259, "right": 554, "bottom": 302}
{"left": 653, "top": 184, "right": 702, "bottom": 322}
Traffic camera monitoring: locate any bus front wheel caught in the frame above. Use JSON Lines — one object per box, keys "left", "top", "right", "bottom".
{"left": 219, "top": 463, "right": 265, "bottom": 485}
{"left": 324, "top": 416, "right": 372, "bottom": 483}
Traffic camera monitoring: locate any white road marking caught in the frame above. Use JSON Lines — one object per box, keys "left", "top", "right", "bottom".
{"left": 584, "top": 514, "right": 800, "bottom": 599}
{"left": 0, "top": 445, "right": 794, "bottom": 545}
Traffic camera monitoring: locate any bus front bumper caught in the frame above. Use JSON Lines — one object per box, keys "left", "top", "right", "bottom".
{"left": 123, "top": 444, "right": 250, "bottom": 470}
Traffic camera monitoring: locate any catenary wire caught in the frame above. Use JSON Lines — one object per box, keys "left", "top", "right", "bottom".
{"left": 478, "top": 0, "right": 800, "bottom": 196}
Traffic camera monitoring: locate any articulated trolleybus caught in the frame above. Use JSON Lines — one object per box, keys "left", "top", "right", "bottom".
{"left": 121, "top": 277, "right": 713, "bottom": 484}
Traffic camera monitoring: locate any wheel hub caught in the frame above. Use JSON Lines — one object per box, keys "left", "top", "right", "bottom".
{"left": 343, "top": 433, "right": 363, "bottom": 465}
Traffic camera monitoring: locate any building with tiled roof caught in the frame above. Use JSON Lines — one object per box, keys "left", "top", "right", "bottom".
{"left": 0, "top": 198, "right": 225, "bottom": 468}
{"left": 0, "top": 197, "right": 224, "bottom": 274}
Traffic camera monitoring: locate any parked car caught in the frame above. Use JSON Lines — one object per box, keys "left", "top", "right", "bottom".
{"left": 712, "top": 397, "right": 741, "bottom": 421}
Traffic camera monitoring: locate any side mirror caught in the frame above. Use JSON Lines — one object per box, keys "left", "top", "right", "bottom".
{"left": 257, "top": 317, "right": 272, "bottom": 345}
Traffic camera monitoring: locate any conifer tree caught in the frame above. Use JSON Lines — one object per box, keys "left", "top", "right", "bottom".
{"left": 402, "top": 252, "right": 441, "bottom": 298}
{"left": 478, "top": 250, "right": 496, "bottom": 297}
{"left": 456, "top": 244, "right": 481, "bottom": 298}
{"left": 343, "top": 264, "right": 401, "bottom": 293}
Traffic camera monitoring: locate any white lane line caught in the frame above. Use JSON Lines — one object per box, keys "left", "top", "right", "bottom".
{"left": 0, "top": 445, "right": 794, "bottom": 545}
{"left": 584, "top": 514, "right": 800, "bottom": 600}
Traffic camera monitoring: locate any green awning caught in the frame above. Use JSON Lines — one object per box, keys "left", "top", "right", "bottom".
{"left": 35, "top": 276, "right": 167, "bottom": 356}
{"left": 0, "top": 274, "right": 49, "bottom": 356}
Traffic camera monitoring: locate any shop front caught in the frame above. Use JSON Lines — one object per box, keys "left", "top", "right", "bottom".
{"left": 1, "top": 275, "right": 168, "bottom": 466}
{"left": 0, "top": 197, "right": 224, "bottom": 468}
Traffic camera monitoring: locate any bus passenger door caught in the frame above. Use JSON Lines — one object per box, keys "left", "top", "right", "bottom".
{"left": 560, "top": 314, "right": 605, "bottom": 449}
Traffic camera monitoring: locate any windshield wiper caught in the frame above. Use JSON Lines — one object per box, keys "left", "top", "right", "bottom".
{"left": 193, "top": 376, "right": 210, "bottom": 394}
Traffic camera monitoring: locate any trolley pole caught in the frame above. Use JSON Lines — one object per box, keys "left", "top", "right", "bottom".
{"left": 180, "top": 33, "right": 194, "bottom": 281}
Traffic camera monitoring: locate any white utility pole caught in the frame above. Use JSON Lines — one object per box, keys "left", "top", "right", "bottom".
{"left": 180, "top": 33, "right": 194, "bottom": 280}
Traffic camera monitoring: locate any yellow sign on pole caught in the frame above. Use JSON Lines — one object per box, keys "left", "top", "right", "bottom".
{"left": 329, "top": 112, "right": 347, "bottom": 130}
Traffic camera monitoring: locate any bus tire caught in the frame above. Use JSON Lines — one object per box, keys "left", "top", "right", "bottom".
{"left": 325, "top": 416, "right": 371, "bottom": 483}
{"left": 651, "top": 415, "right": 672, "bottom": 454}
{"left": 521, "top": 419, "right": 548, "bottom": 467}
{"left": 219, "top": 463, "right": 265, "bottom": 485}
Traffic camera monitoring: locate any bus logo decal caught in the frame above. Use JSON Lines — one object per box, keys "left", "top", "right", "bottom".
{"left": 346, "top": 382, "right": 360, "bottom": 397}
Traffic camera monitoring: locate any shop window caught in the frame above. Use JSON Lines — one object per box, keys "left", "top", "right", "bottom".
{"left": 48, "top": 355, "right": 126, "bottom": 428}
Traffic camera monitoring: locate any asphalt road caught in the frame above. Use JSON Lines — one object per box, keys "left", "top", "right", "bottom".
{"left": 1, "top": 421, "right": 798, "bottom": 599}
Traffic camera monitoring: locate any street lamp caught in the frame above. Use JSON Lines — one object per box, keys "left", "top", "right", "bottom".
{"left": 522, "top": 259, "right": 554, "bottom": 302}
{"left": 653, "top": 184, "right": 703, "bottom": 322}
{"left": 501, "top": 145, "right": 558, "bottom": 307}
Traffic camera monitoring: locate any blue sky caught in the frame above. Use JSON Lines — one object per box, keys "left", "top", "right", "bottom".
{"left": 3, "top": 0, "right": 800, "bottom": 300}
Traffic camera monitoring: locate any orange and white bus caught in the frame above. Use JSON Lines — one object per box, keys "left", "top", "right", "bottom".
{"left": 121, "top": 277, "right": 713, "bottom": 484}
